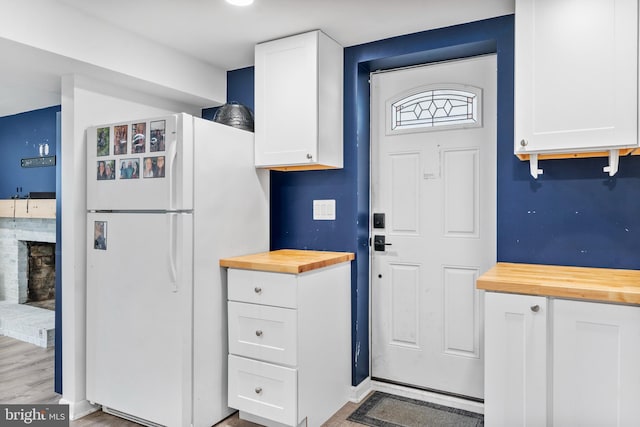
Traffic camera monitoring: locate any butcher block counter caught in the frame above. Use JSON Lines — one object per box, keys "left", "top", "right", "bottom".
{"left": 219, "top": 249, "right": 355, "bottom": 274}
{"left": 477, "top": 262, "right": 640, "bottom": 305}
{"left": 221, "top": 248, "right": 354, "bottom": 426}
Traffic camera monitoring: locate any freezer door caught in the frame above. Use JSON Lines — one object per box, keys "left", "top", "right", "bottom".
{"left": 86, "top": 212, "right": 193, "bottom": 427}
{"left": 86, "top": 114, "right": 194, "bottom": 211}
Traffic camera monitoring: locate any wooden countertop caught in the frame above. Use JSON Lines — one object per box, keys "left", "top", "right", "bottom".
{"left": 0, "top": 199, "right": 56, "bottom": 219}
{"left": 477, "top": 262, "right": 640, "bottom": 305}
{"left": 219, "top": 249, "right": 355, "bottom": 274}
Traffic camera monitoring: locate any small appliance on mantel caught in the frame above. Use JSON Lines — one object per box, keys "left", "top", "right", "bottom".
{"left": 85, "top": 113, "right": 269, "bottom": 427}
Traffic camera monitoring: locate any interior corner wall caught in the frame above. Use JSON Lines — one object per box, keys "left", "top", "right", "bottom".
{"left": 60, "top": 73, "right": 200, "bottom": 416}
{"left": 203, "top": 67, "right": 256, "bottom": 121}
{"left": 227, "top": 13, "right": 640, "bottom": 389}
{"left": 0, "top": 106, "right": 60, "bottom": 199}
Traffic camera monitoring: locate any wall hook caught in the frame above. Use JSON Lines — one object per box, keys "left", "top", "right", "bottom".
{"left": 603, "top": 149, "right": 619, "bottom": 176}
{"left": 529, "top": 153, "right": 543, "bottom": 179}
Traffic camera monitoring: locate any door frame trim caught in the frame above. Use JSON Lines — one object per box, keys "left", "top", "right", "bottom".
{"left": 368, "top": 55, "right": 497, "bottom": 397}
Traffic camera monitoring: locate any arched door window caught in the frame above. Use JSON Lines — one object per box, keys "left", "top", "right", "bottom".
{"left": 389, "top": 85, "right": 481, "bottom": 133}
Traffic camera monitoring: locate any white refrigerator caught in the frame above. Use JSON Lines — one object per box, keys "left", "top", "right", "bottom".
{"left": 85, "top": 113, "right": 269, "bottom": 427}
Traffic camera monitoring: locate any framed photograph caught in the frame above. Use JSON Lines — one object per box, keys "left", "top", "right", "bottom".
{"left": 114, "top": 124, "right": 128, "bottom": 155}
{"left": 94, "top": 221, "right": 107, "bottom": 250}
{"left": 97, "top": 127, "right": 110, "bottom": 157}
{"left": 150, "top": 120, "right": 166, "bottom": 152}
{"left": 142, "top": 155, "right": 165, "bottom": 178}
{"left": 132, "top": 122, "right": 146, "bottom": 153}
{"left": 119, "top": 158, "right": 140, "bottom": 179}
{"left": 97, "top": 160, "right": 116, "bottom": 180}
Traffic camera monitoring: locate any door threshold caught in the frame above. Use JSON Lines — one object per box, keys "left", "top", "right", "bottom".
{"left": 370, "top": 377, "right": 484, "bottom": 415}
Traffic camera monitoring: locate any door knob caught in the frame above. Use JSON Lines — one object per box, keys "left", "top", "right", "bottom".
{"left": 373, "top": 235, "right": 392, "bottom": 251}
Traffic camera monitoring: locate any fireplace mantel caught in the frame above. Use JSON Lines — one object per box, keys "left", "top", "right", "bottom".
{"left": 0, "top": 199, "right": 56, "bottom": 219}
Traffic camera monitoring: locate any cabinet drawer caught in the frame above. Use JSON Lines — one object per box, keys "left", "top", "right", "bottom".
{"left": 228, "top": 355, "right": 298, "bottom": 426}
{"left": 228, "top": 301, "right": 297, "bottom": 366}
{"left": 228, "top": 269, "right": 297, "bottom": 308}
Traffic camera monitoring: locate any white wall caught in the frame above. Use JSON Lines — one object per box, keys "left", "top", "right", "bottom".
{"left": 0, "top": 0, "right": 226, "bottom": 106}
{"left": 60, "top": 73, "right": 199, "bottom": 419}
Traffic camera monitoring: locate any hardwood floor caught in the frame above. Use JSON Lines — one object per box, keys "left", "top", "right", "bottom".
{"left": 0, "top": 335, "right": 364, "bottom": 426}
{"left": 0, "top": 335, "right": 58, "bottom": 404}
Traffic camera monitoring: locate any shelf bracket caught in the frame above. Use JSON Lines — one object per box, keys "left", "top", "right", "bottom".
{"left": 603, "top": 149, "right": 619, "bottom": 176}
{"left": 529, "top": 154, "right": 543, "bottom": 179}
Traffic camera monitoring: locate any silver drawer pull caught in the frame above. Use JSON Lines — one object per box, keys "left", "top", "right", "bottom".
{"left": 255, "top": 330, "right": 263, "bottom": 337}
{"left": 531, "top": 304, "right": 540, "bottom": 313}
{"left": 255, "top": 387, "right": 262, "bottom": 394}
{"left": 254, "top": 286, "right": 262, "bottom": 294}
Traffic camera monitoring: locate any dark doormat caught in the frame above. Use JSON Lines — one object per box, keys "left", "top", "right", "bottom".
{"left": 347, "top": 392, "right": 484, "bottom": 427}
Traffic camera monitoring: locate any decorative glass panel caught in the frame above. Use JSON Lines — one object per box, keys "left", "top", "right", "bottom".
{"left": 391, "top": 89, "right": 478, "bottom": 130}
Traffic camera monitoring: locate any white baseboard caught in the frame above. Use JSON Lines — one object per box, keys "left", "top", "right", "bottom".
{"left": 349, "top": 377, "right": 373, "bottom": 403}
{"left": 370, "top": 380, "right": 484, "bottom": 415}
{"left": 58, "top": 398, "right": 100, "bottom": 420}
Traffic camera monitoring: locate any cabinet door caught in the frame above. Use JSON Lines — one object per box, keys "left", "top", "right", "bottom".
{"left": 484, "top": 292, "right": 547, "bottom": 426}
{"left": 515, "top": 0, "right": 638, "bottom": 154}
{"left": 255, "top": 31, "right": 318, "bottom": 167}
{"left": 553, "top": 299, "right": 640, "bottom": 426}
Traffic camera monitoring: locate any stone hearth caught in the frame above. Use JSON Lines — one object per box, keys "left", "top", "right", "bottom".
{"left": 0, "top": 217, "right": 56, "bottom": 348}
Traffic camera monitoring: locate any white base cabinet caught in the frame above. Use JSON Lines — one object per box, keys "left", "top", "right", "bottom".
{"left": 485, "top": 292, "right": 640, "bottom": 427}
{"left": 553, "top": 299, "right": 640, "bottom": 426}
{"left": 484, "top": 292, "right": 547, "bottom": 427}
{"left": 226, "top": 263, "right": 351, "bottom": 427}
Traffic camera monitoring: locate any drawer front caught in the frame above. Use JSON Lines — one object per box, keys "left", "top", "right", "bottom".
{"left": 229, "top": 301, "right": 298, "bottom": 366}
{"left": 228, "top": 269, "right": 297, "bottom": 308}
{"left": 228, "top": 355, "right": 297, "bottom": 426}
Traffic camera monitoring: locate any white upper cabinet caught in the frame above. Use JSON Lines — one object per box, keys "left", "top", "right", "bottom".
{"left": 515, "top": 0, "right": 638, "bottom": 157}
{"left": 254, "top": 30, "right": 343, "bottom": 171}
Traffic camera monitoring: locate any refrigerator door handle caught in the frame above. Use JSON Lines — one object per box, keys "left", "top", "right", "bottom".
{"left": 168, "top": 138, "right": 178, "bottom": 210}
{"left": 168, "top": 213, "right": 178, "bottom": 292}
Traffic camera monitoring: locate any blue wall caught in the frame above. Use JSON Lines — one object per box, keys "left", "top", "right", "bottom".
{"left": 202, "top": 66, "right": 256, "bottom": 121}
{"left": 55, "top": 112, "right": 62, "bottom": 394}
{"left": 0, "top": 106, "right": 60, "bottom": 199}
{"left": 225, "top": 14, "right": 640, "bottom": 386}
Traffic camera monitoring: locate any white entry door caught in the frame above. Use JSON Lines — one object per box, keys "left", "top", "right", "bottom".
{"left": 370, "top": 55, "right": 496, "bottom": 399}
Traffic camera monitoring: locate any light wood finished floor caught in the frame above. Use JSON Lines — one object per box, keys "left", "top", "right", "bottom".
{"left": 0, "top": 335, "right": 364, "bottom": 426}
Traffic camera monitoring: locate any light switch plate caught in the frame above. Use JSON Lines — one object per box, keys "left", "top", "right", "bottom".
{"left": 313, "top": 199, "right": 336, "bottom": 220}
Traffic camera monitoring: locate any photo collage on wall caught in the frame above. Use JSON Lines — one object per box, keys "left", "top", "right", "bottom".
{"left": 95, "top": 120, "right": 167, "bottom": 181}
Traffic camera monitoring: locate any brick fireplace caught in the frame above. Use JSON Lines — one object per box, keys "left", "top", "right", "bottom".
{"left": 0, "top": 218, "right": 56, "bottom": 303}
{"left": 25, "top": 242, "right": 56, "bottom": 304}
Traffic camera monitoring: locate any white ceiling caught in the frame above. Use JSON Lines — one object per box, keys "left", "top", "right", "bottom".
{"left": 0, "top": 0, "right": 514, "bottom": 117}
